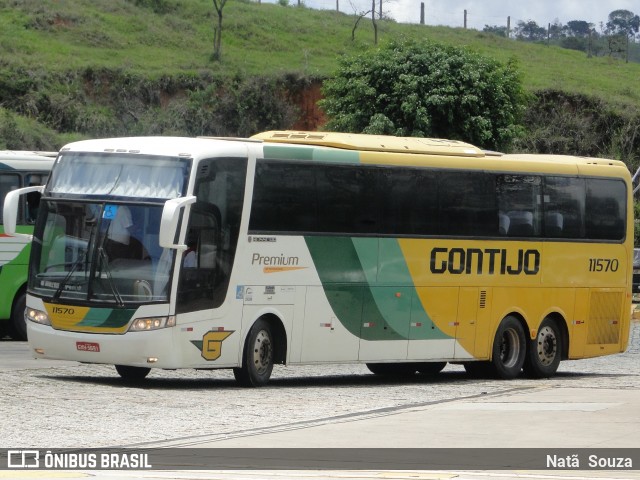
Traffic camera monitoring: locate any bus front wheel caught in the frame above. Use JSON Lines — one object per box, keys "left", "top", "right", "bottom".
{"left": 233, "top": 319, "right": 274, "bottom": 387}
{"left": 490, "top": 316, "right": 526, "bottom": 379}
{"left": 523, "top": 318, "right": 562, "bottom": 378}
{"left": 115, "top": 365, "right": 151, "bottom": 381}
{"left": 10, "top": 293, "right": 27, "bottom": 341}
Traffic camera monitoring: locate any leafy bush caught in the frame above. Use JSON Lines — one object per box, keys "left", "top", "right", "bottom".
{"left": 515, "top": 89, "right": 640, "bottom": 169}
{"left": 0, "top": 109, "right": 68, "bottom": 150}
{"left": 126, "top": 0, "right": 177, "bottom": 14}
{"left": 320, "top": 39, "right": 526, "bottom": 151}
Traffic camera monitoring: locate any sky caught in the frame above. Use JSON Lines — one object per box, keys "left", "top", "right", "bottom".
{"left": 264, "top": 0, "right": 639, "bottom": 31}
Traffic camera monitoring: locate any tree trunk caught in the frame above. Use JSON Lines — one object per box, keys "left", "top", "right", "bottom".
{"left": 212, "top": 0, "right": 226, "bottom": 61}
{"left": 371, "top": 0, "right": 377, "bottom": 45}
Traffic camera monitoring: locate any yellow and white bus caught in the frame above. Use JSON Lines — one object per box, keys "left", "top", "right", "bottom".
{"left": 3, "top": 132, "right": 632, "bottom": 385}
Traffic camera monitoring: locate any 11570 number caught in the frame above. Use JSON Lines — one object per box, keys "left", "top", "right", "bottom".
{"left": 588, "top": 258, "right": 619, "bottom": 272}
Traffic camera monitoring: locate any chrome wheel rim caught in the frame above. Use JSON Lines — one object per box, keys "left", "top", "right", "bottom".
{"left": 252, "top": 329, "right": 272, "bottom": 375}
{"left": 536, "top": 325, "right": 557, "bottom": 366}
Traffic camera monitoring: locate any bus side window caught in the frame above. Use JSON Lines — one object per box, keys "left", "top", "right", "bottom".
{"left": 585, "top": 178, "right": 626, "bottom": 241}
{"left": 26, "top": 173, "right": 46, "bottom": 223}
{"left": 0, "top": 173, "right": 20, "bottom": 224}
{"left": 177, "top": 205, "right": 222, "bottom": 312}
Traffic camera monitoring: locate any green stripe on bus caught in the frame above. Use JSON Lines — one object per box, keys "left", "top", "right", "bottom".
{"left": 76, "top": 308, "right": 135, "bottom": 328}
{"left": 305, "top": 236, "right": 451, "bottom": 341}
{"left": 263, "top": 145, "right": 313, "bottom": 160}
{"left": 263, "top": 145, "right": 360, "bottom": 164}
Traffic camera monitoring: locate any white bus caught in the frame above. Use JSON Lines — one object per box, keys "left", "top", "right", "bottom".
{"left": 0, "top": 151, "right": 55, "bottom": 339}
{"left": 3, "top": 133, "right": 632, "bottom": 384}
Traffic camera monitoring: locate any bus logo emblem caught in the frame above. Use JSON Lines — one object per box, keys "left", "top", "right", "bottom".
{"left": 191, "top": 330, "right": 234, "bottom": 361}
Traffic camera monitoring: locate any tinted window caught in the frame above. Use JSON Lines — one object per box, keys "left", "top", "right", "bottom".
{"left": 249, "top": 160, "right": 626, "bottom": 242}
{"left": 0, "top": 173, "right": 20, "bottom": 224}
{"left": 497, "top": 175, "right": 542, "bottom": 237}
{"left": 439, "top": 171, "right": 497, "bottom": 236}
{"left": 177, "top": 157, "right": 247, "bottom": 313}
{"left": 585, "top": 178, "right": 626, "bottom": 240}
{"left": 250, "top": 162, "right": 317, "bottom": 232}
{"left": 544, "top": 177, "right": 585, "bottom": 239}
{"left": 381, "top": 168, "right": 438, "bottom": 235}
{"left": 316, "top": 165, "right": 380, "bottom": 234}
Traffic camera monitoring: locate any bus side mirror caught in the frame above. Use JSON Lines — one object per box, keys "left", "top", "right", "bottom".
{"left": 159, "top": 196, "right": 196, "bottom": 250}
{"left": 3, "top": 186, "right": 44, "bottom": 237}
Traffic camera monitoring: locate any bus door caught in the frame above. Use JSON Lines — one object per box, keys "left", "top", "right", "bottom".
{"left": 454, "top": 287, "right": 491, "bottom": 359}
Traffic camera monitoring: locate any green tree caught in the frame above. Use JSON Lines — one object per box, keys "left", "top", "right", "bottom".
{"left": 320, "top": 40, "right": 525, "bottom": 151}
{"left": 483, "top": 24, "right": 508, "bottom": 38}
{"left": 605, "top": 9, "right": 640, "bottom": 62}
{"left": 565, "top": 20, "right": 593, "bottom": 37}
{"left": 514, "top": 20, "right": 546, "bottom": 41}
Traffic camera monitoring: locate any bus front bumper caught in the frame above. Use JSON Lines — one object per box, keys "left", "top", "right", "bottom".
{"left": 27, "top": 321, "right": 182, "bottom": 369}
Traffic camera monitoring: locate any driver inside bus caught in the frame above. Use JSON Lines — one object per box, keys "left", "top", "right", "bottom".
{"left": 183, "top": 233, "right": 197, "bottom": 268}
{"left": 105, "top": 205, "right": 133, "bottom": 260}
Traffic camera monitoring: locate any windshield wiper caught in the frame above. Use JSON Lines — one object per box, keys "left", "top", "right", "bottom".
{"left": 98, "top": 247, "right": 125, "bottom": 307}
{"left": 52, "top": 256, "right": 87, "bottom": 301}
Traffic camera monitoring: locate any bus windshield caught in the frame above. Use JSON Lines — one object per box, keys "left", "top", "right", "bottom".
{"left": 30, "top": 201, "right": 173, "bottom": 305}
{"left": 48, "top": 152, "right": 188, "bottom": 199}
{"left": 28, "top": 152, "right": 191, "bottom": 305}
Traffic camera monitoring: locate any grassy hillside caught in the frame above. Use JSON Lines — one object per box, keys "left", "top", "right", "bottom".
{"left": 1, "top": 0, "right": 639, "bottom": 156}
{"left": 2, "top": 0, "right": 639, "bottom": 104}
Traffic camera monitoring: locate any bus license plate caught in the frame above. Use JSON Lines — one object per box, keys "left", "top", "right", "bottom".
{"left": 76, "top": 341, "right": 100, "bottom": 353}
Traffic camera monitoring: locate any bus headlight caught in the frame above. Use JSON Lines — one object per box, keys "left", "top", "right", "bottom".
{"left": 128, "top": 315, "right": 176, "bottom": 332}
{"left": 26, "top": 308, "right": 50, "bottom": 326}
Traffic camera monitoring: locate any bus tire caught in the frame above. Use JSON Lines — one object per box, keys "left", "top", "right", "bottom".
{"left": 10, "top": 292, "right": 27, "bottom": 341}
{"left": 416, "top": 362, "right": 446, "bottom": 375}
{"left": 233, "top": 319, "right": 274, "bottom": 387}
{"left": 366, "top": 363, "right": 417, "bottom": 376}
{"left": 490, "top": 316, "right": 526, "bottom": 379}
{"left": 523, "top": 317, "right": 562, "bottom": 378}
{"left": 115, "top": 365, "right": 151, "bottom": 381}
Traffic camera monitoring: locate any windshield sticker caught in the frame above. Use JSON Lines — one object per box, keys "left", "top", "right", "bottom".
{"left": 103, "top": 204, "right": 118, "bottom": 220}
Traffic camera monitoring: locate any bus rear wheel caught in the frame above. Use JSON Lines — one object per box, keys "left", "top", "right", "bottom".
{"left": 523, "top": 318, "right": 562, "bottom": 378}
{"left": 9, "top": 292, "right": 27, "bottom": 341}
{"left": 115, "top": 365, "right": 151, "bottom": 381}
{"left": 233, "top": 319, "right": 274, "bottom": 387}
{"left": 490, "top": 316, "right": 526, "bottom": 379}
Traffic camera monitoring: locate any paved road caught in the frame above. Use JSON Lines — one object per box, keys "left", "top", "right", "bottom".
{"left": 0, "top": 321, "right": 638, "bottom": 479}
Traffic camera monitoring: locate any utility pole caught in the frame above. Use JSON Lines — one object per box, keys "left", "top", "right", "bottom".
{"left": 547, "top": 22, "right": 551, "bottom": 45}
{"left": 420, "top": 2, "right": 424, "bottom": 25}
{"left": 464, "top": 9, "right": 467, "bottom": 29}
{"left": 507, "top": 16, "right": 510, "bottom": 38}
